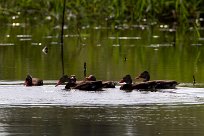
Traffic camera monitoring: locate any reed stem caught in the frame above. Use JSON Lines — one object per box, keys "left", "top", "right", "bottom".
{"left": 60, "top": 0, "right": 66, "bottom": 76}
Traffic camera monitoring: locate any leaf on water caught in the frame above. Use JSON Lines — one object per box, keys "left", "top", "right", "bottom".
{"left": 0, "top": 43, "right": 14, "bottom": 46}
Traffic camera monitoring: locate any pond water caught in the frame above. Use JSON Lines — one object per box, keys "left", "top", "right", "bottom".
{"left": 0, "top": 17, "right": 204, "bottom": 83}
{"left": 1, "top": 83, "right": 204, "bottom": 135}
{"left": 1, "top": 11, "right": 204, "bottom": 136}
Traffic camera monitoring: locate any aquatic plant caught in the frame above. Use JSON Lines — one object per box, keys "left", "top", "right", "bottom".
{"left": 0, "top": 0, "right": 203, "bottom": 27}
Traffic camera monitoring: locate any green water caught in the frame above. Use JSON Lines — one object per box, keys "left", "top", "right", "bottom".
{"left": 1, "top": 105, "right": 204, "bottom": 136}
{"left": 0, "top": 18, "right": 204, "bottom": 83}
{"left": 1, "top": 8, "right": 204, "bottom": 136}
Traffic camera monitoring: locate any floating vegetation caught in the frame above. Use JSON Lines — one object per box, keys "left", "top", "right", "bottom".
{"left": 191, "top": 44, "right": 203, "bottom": 46}
{"left": 19, "top": 38, "right": 32, "bottom": 41}
{"left": 112, "top": 44, "right": 120, "bottom": 47}
{"left": 50, "top": 42, "right": 59, "bottom": 45}
{"left": 159, "top": 28, "right": 176, "bottom": 32}
{"left": 148, "top": 43, "right": 174, "bottom": 48}
{"left": 152, "top": 35, "right": 159, "bottom": 39}
{"left": 199, "top": 38, "right": 204, "bottom": 41}
{"left": 16, "top": 35, "right": 32, "bottom": 41}
{"left": 17, "top": 35, "right": 32, "bottom": 38}
{"left": 109, "top": 37, "right": 141, "bottom": 40}
{"left": 31, "top": 43, "right": 42, "bottom": 46}
{"left": 44, "top": 36, "right": 59, "bottom": 39}
{"left": 0, "top": 43, "right": 14, "bottom": 46}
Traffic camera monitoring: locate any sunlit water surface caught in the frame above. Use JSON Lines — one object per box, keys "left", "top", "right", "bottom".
{"left": 1, "top": 82, "right": 204, "bottom": 135}
{"left": 0, "top": 83, "right": 204, "bottom": 106}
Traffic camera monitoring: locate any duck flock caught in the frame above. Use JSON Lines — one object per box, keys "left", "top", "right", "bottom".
{"left": 24, "top": 71, "right": 179, "bottom": 91}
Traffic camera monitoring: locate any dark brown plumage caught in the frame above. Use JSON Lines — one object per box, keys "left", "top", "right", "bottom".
{"left": 24, "top": 75, "right": 43, "bottom": 86}
{"left": 120, "top": 71, "right": 179, "bottom": 90}
{"left": 55, "top": 75, "right": 115, "bottom": 90}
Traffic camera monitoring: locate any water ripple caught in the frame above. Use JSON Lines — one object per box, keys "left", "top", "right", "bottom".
{"left": 0, "top": 85, "right": 204, "bottom": 107}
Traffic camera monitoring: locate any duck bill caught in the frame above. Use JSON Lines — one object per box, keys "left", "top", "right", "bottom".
{"left": 135, "top": 75, "right": 142, "bottom": 80}
{"left": 24, "top": 81, "right": 28, "bottom": 86}
{"left": 135, "top": 76, "right": 140, "bottom": 79}
{"left": 119, "top": 79, "right": 124, "bottom": 83}
{"left": 85, "top": 77, "right": 89, "bottom": 81}
{"left": 55, "top": 81, "right": 62, "bottom": 87}
{"left": 86, "top": 77, "right": 92, "bottom": 81}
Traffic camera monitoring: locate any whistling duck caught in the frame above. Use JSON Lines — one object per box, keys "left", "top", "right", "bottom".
{"left": 55, "top": 75, "right": 99, "bottom": 90}
{"left": 136, "top": 71, "right": 179, "bottom": 89}
{"left": 56, "top": 75, "right": 115, "bottom": 90}
{"left": 120, "top": 71, "right": 179, "bottom": 90}
{"left": 119, "top": 74, "right": 157, "bottom": 90}
{"left": 86, "top": 75, "right": 96, "bottom": 81}
{"left": 86, "top": 75, "right": 115, "bottom": 88}
{"left": 74, "top": 75, "right": 115, "bottom": 90}
{"left": 55, "top": 74, "right": 103, "bottom": 91}
{"left": 24, "top": 75, "right": 43, "bottom": 86}
{"left": 55, "top": 75, "right": 77, "bottom": 89}
{"left": 74, "top": 80, "right": 103, "bottom": 91}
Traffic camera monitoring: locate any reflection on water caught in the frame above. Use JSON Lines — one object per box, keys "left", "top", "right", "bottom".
{"left": 0, "top": 17, "right": 204, "bottom": 83}
{"left": 0, "top": 105, "right": 204, "bottom": 136}
{"left": 1, "top": 8, "right": 204, "bottom": 136}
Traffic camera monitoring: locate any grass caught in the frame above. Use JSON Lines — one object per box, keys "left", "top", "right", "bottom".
{"left": 0, "top": 0, "right": 204, "bottom": 28}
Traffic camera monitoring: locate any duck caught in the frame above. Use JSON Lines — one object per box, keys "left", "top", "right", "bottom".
{"left": 24, "top": 75, "right": 43, "bottom": 86}
{"left": 85, "top": 75, "right": 115, "bottom": 88}
{"left": 73, "top": 80, "right": 103, "bottom": 91}
{"left": 119, "top": 74, "right": 157, "bottom": 90}
{"left": 55, "top": 75, "right": 77, "bottom": 89}
{"left": 136, "top": 71, "right": 179, "bottom": 89}
{"left": 120, "top": 71, "right": 179, "bottom": 90}
{"left": 55, "top": 75, "right": 115, "bottom": 91}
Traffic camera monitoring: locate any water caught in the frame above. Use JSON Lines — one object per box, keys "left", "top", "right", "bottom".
{"left": 0, "top": 83, "right": 204, "bottom": 135}
{"left": 1, "top": 8, "right": 204, "bottom": 136}
{"left": 1, "top": 83, "right": 204, "bottom": 106}
{"left": 1, "top": 22, "right": 204, "bottom": 83}
{"left": 1, "top": 105, "right": 204, "bottom": 136}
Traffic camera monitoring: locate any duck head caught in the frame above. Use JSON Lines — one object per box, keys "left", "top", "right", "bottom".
{"left": 70, "top": 75, "right": 76, "bottom": 83}
{"left": 55, "top": 75, "right": 76, "bottom": 87}
{"left": 136, "top": 71, "right": 150, "bottom": 82}
{"left": 86, "top": 75, "right": 96, "bottom": 81}
{"left": 119, "top": 75, "right": 132, "bottom": 84}
{"left": 25, "top": 75, "right": 32, "bottom": 86}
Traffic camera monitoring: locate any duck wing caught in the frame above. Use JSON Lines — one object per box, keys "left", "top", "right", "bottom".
{"left": 154, "top": 80, "right": 179, "bottom": 89}
{"left": 73, "top": 81, "right": 103, "bottom": 91}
